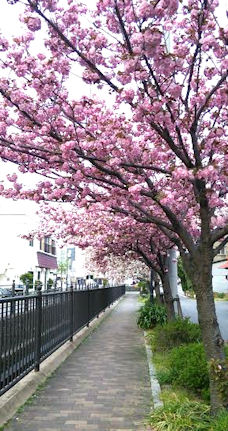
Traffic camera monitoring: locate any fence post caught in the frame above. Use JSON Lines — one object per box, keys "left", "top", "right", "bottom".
{"left": 12, "top": 279, "right": 15, "bottom": 296}
{"left": 25, "top": 283, "right": 29, "bottom": 296}
{"left": 108, "top": 287, "right": 111, "bottom": 308}
{"left": 25, "top": 282, "right": 29, "bottom": 311}
{"left": 10, "top": 280, "right": 16, "bottom": 315}
{"left": 70, "top": 283, "right": 74, "bottom": 342}
{"left": 87, "top": 286, "right": 90, "bottom": 327}
{"left": 35, "top": 284, "right": 42, "bottom": 372}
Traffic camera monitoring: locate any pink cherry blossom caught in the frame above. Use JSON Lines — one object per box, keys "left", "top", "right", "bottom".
{"left": 26, "top": 17, "right": 41, "bottom": 32}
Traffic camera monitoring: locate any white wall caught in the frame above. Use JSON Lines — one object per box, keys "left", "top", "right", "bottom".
{"left": 0, "top": 198, "right": 39, "bottom": 285}
{"left": 212, "top": 261, "right": 228, "bottom": 293}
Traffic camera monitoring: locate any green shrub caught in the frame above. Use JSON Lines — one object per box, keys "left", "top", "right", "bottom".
{"left": 137, "top": 301, "right": 167, "bottom": 329}
{"left": 138, "top": 279, "right": 150, "bottom": 295}
{"left": 47, "top": 278, "right": 54, "bottom": 288}
{"left": 152, "top": 317, "right": 201, "bottom": 352}
{"left": 148, "top": 391, "right": 211, "bottom": 431}
{"left": 169, "top": 343, "right": 209, "bottom": 395}
{"left": 156, "top": 368, "right": 173, "bottom": 385}
{"left": 19, "top": 272, "right": 33, "bottom": 288}
{"left": 214, "top": 292, "right": 225, "bottom": 299}
{"left": 225, "top": 344, "right": 228, "bottom": 356}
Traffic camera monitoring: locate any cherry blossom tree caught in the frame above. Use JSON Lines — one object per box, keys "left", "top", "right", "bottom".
{"left": 0, "top": 0, "right": 228, "bottom": 410}
{"left": 30, "top": 204, "right": 176, "bottom": 317}
{"left": 84, "top": 247, "right": 149, "bottom": 286}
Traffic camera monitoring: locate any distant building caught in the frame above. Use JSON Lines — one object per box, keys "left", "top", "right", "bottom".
{"left": 213, "top": 239, "right": 228, "bottom": 293}
{"left": 214, "top": 242, "right": 228, "bottom": 263}
{"left": 57, "top": 245, "right": 88, "bottom": 288}
{"left": 0, "top": 199, "right": 57, "bottom": 290}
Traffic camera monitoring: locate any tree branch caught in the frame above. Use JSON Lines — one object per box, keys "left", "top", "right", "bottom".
{"left": 28, "top": 0, "right": 119, "bottom": 92}
{"left": 136, "top": 243, "right": 162, "bottom": 276}
{"left": 194, "top": 71, "right": 228, "bottom": 124}
{"left": 211, "top": 225, "right": 228, "bottom": 245}
{"left": 154, "top": 199, "right": 196, "bottom": 254}
{"left": 114, "top": 1, "right": 133, "bottom": 55}
{"left": 213, "top": 236, "right": 228, "bottom": 257}
{"left": 121, "top": 162, "right": 171, "bottom": 175}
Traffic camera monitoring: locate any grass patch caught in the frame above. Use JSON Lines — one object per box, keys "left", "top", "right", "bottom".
{"left": 210, "top": 410, "right": 228, "bottom": 431}
{"left": 152, "top": 351, "right": 172, "bottom": 385}
{"left": 148, "top": 388, "right": 228, "bottom": 431}
{"left": 147, "top": 322, "right": 228, "bottom": 431}
{"left": 148, "top": 389, "right": 210, "bottom": 431}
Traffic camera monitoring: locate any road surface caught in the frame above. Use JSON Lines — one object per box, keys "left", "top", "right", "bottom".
{"left": 179, "top": 294, "right": 228, "bottom": 341}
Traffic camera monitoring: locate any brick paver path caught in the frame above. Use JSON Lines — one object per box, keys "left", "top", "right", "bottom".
{"left": 5, "top": 293, "right": 151, "bottom": 431}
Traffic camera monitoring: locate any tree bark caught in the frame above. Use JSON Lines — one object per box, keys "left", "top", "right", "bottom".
{"left": 183, "top": 249, "right": 227, "bottom": 412}
{"left": 160, "top": 272, "right": 175, "bottom": 321}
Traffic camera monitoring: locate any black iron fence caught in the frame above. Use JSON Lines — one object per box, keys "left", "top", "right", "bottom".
{"left": 0, "top": 285, "right": 125, "bottom": 396}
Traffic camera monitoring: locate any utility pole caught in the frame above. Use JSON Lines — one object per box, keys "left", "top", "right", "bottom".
{"left": 149, "top": 268, "right": 154, "bottom": 303}
{"left": 167, "top": 248, "right": 179, "bottom": 314}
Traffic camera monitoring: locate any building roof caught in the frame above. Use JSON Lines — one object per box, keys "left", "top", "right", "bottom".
{"left": 37, "top": 252, "right": 58, "bottom": 269}
{"left": 218, "top": 260, "right": 228, "bottom": 269}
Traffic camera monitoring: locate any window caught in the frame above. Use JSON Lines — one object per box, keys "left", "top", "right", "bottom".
{"left": 51, "top": 240, "right": 56, "bottom": 255}
{"left": 44, "top": 237, "right": 51, "bottom": 253}
{"left": 219, "top": 246, "right": 226, "bottom": 255}
{"left": 40, "top": 238, "right": 45, "bottom": 251}
{"left": 40, "top": 237, "right": 56, "bottom": 255}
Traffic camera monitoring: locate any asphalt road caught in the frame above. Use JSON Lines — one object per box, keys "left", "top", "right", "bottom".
{"left": 179, "top": 294, "right": 228, "bottom": 341}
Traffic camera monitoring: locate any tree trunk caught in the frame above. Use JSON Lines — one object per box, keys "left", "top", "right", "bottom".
{"left": 183, "top": 251, "right": 227, "bottom": 413}
{"left": 160, "top": 273, "right": 175, "bottom": 321}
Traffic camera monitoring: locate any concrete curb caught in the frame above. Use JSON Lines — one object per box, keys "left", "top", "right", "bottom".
{"left": 0, "top": 297, "right": 123, "bottom": 427}
{"left": 144, "top": 331, "right": 163, "bottom": 409}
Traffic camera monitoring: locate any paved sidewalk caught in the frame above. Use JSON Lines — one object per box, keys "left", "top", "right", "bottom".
{"left": 5, "top": 294, "right": 151, "bottom": 431}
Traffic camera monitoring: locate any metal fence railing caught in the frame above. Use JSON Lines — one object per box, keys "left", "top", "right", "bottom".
{"left": 0, "top": 285, "right": 125, "bottom": 396}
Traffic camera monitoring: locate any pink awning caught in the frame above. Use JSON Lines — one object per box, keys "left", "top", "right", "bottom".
{"left": 219, "top": 260, "right": 228, "bottom": 269}
{"left": 37, "top": 252, "right": 58, "bottom": 269}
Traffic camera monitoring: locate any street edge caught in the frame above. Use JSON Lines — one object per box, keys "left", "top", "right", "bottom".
{"left": 0, "top": 296, "right": 124, "bottom": 428}
{"left": 144, "top": 330, "right": 163, "bottom": 409}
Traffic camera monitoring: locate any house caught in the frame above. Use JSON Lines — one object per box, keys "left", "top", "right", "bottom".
{"left": 213, "top": 242, "right": 228, "bottom": 263}
{"left": 0, "top": 199, "right": 57, "bottom": 290}
{"left": 213, "top": 240, "right": 228, "bottom": 293}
